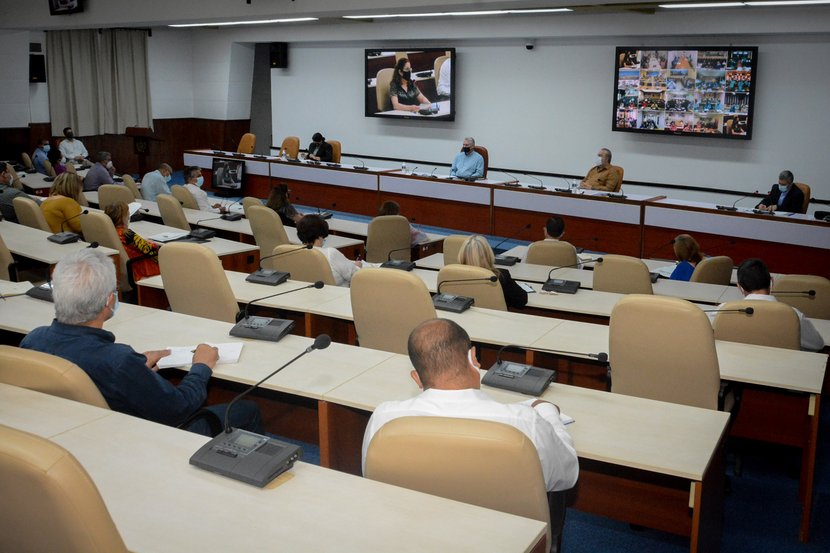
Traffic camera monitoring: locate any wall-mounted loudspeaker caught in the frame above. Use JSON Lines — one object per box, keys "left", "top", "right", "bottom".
{"left": 269, "top": 43, "right": 288, "bottom": 69}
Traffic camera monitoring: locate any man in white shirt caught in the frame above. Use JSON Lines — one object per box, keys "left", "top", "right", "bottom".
{"left": 296, "top": 214, "right": 368, "bottom": 286}
{"left": 362, "top": 318, "right": 579, "bottom": 492}
{"left": 141, "top": 163, "right": 173, "bottom": 201}
{"left": 183, "top": 166, "right": 224, "bottom": 213}
{"left": 708, "top": 258, "right": 823, "bottom": 351}
{"left": 58, "top": 127, "right": 90, "bottom": 165}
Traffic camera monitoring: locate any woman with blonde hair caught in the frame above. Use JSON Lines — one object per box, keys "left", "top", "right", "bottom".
{"left": 670, "top": 234, "right": 703, "bottom": 281}
{"left": 458, "top": 235, "right": 527, "bottom": 308}
{"left": 40, "top": 172, "right": 84, "bottom": 234}
{"left": 104, "top": 201, "right": 161, "bottom": 281}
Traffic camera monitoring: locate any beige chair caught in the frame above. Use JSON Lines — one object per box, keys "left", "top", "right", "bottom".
{"left": 20, "top": 152, "right": 34, "bottom": 171}
{"left": 122, "top": 174, "right": 142, "bottom": 199}
{"left": 328, "top": 139, "right": 342, "bottom": 163}
{"left": 97, "top": 184, "right": 135, "bottom": 209}
{"left": 366, "top": 215, "right": 410, "bottom": 263}
{"left": 690, "top": 256, "right": 733, "bottom": 285}
{"left": 248, "top": 205, "right": 291, "bottom": 268}
{"left": 593, "top": 254, "right": 653, "bottom": 295}
{"left": 442, "top": 234, "right": 468, "bottom": 265}
{"left": 0, "top": 346, "right": 108, "bottom": 408}
{"left": 79, "top": 211, "right": 135, "bottom": 293}
{"left": 65, "top": 163, "right": 77, "bottom": 174}
{"left": 158, "top": 242, "right": 239, "bottom": 323}
{"left": 473, "top": 145, "right": 489, "bottom": 178}
{"left": 525, "top": 240, "right": 578, "bottom": 267}
{"left": 157, "top": 194, "right": 191, "bottom": 231}
{"left": 171, "top": 184, "right": 198, "bottom": 210}
{"left": 794, "top": 183, "right": 811, "bottom": 214}
{"left": 13, "top": 196, "right": 52, "bottom": 232}
{"left": 43, "top": 159, "right": 56, "bottom": 177}
{"left": 5, "top": 162, "right": 23, "bottom": 189}
{"left": 278, "top": 136, "right": 300, "bottom": 159}
{"left": 0, "top": 235, "right": 14, "bottom": 281}
{"left": 241, "top": 196, "right": 262, "bottom": 217}
{"left": 270, "top": 244, "right": 336, "bottom": 285}
{"left": 375, "top": 68, "right": 394, "bottom": 112}
{"left": 0, "top": 425, "right": 130, "bottom": 553}
{"left": 237, "top": 132, "right": 256, "bottom": 154}
{"left": 713, "top": 300, "right": 800, "bottom": 350}
{"left": 438, "top": 264, "right": 506, "bottom": 311}
{"left": 434, "top": 55, "right": 449, "bottom": 91}
{"left": 351, "top": 269, "right": 436, "bottom": 354}
{"left": 610, "top": 295, "right": 722, "bottom": 410}
{"left": 610, "top": 165, "right": 625, "bottom": 192}
{"left": 365, "top": 416, "right": 555, "bottom": 552}
{"left": 773, "top": 275, "right": 830, "bottom": 319}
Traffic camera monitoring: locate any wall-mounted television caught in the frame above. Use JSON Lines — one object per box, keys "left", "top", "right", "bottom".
{"left": 212, "top": 158, "right": 244, "bottom": 194}
{"left": 365, "top": 48, "right": 455, "bottom": 121}
{"left": 613, "top": 47, "right": 757, "bottom": 140}
{"left": 49, "top": 0, "right": 84, "bottom": 16}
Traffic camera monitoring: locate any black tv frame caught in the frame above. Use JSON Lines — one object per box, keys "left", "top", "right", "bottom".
{"left": 211, "top": 158, "right": 245, "bottom": 197}
{"left": 48, "top": 0, "right": 84, "bottom": 16}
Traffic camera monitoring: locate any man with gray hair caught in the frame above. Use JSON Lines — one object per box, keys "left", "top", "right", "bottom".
{"left": 21, "top": 248, "right": 262, "bottom": 436}
{"left": 141, "top": 162, "right": 174, "bottom": 201}
{"left": 756, "top": 169, "right": 805, "bottom": 213}
{"left": 579, "top": 148, "right": 621, "bottom": 191}
{"left": 83, "top": 151, "right": 116, "bottom": 191}
{"left": 449, "top": 136, "right": 484, "bottom": 180}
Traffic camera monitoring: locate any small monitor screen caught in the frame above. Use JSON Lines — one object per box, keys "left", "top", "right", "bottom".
{"left": 212, "top": 158, "right": 244, "bottom": 191}
{"left": 49, "top": 0, "right": 84, "bottom": 15}
{"left": 613, "top": 46, "right": 757, "bottom": 140}
{"left": 365, "top": 48, "right": 455, "bottom": 121}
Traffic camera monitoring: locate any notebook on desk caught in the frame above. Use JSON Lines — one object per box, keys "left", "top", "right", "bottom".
{"left": 148, "top": 231, "right": 189, "bottom": 243}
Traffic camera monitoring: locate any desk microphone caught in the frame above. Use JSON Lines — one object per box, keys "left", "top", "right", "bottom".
{"left": 494, "top": 343, "right": 608, "bottom": 365}
{"left": 716, "top": 191, "right": 758, "bottom": 212}
{"left": 772, "top": 289, "right": 816, "bottom": 297}
{"left": 410, "top": 166, "right": 419, "bottom": 176}
{"left": 554, "top": 177, "right": 576, "bottom": 193}
{"left": 221, "top": 198, "right": 244, "bottom": 221}
{"left": 525, "top": 173, "right": 545, "bottom": 190}
{"left": 542, "top": 257, "right": 602, "bottom": 293}
{"left": 189, "top": 333, "right": 331, "bottom": 487}
{"left": 701, "top": 307, "right": 754, "bottom": 315}
{"left": 247, "top": 244, "right": 312, "bottom": 285}
{"left": 499, "top": 170, "right": 522, "bottom": 186}
{"left": 48, "top": 209, "right": 89, "bottom": 244}
{"left": 429, "top": 167, "right": 439, "bottom": 178}
{"left": 86, "top": 241, "right": 99, "bottom": 248}
{"left": 433, "top": 275, "right": 498, "bottom": 313}
{"left": 493, "top": 223, "right": 531, "bottom": 267}
{"left": 351, "top": 157, "right": 369, "bottom": 171}
{"left": 230, "top": 281, "right": 325, "bottom": 342}
{"left": 493, "top": 223, "right": 531, "bottom": 252}
{"left": 381, "top": 246, "right": 415, "bottom": 271}
{"left": 643, "top": 238, "right": 675, "bottom": 260}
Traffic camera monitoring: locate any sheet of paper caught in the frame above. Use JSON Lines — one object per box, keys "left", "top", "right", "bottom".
{"left": 128, "top": 201, "right": 142, "bottom": 217}
{"left": 156, "top": 342, "right": 244, "bottom": 369}
{"left": 560, "top": 412, "right": 574, "bottom": 425}
{"left": 518, "top": 282, "right": 536, "bottom": 293}
{"left": 0, "top": 281, "right": 34, "bottom": 297}
{"left": 148, "top": 231, "right": 189, "bottom": 243}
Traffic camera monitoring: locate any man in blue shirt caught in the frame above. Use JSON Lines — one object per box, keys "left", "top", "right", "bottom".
{"left": 141, "top": 162, "right": 173, "bottom": 201}
{"left": 20, "top": 248, "right": 262, "bottom": 436}
{"left": 31, "top": 138, "right": 51, "bottom": 175}
{"left": 450, "top": 137, "right": 484, "bottom": 180}
{"left": 83, "top": 151, "right": 116, "bottom": 191}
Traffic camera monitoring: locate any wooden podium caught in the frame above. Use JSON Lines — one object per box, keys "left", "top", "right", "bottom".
{"left": 125, "top": 126, "right": 161, "bottom": 175}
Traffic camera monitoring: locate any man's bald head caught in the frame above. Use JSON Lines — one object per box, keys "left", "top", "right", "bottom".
{"left": 408, "top": 319, "right": 474, "bottom": 389}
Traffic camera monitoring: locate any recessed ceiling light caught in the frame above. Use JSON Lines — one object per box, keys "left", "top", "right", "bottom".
{"left": 169, "top": 17, "right": 318, "bottom": 28}
{"left": 744, "top": 0, "right": 830, "bottom": 4}
{"left": 659, "top": 2, "right": 745, "bottom": 7}
{"left": 343, "top": 8, "right": 571, "bottom": 19}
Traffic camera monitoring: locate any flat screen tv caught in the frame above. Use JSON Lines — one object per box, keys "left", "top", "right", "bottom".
{"left": 212, "top": 158, "right": 244, "bottom": 194}
{"left": 613, "top": 47, "right": 757, "bottom": 139}
{"left": 48, "top": 0, "right": 84, "bottom": 15}
{"left": 365, "top": 48, "right": 455, "bottom": 121}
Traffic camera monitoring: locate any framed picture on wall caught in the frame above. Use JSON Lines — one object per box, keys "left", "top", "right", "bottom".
{"left": 48, "top": 0, "right": 85, "bottom": 16}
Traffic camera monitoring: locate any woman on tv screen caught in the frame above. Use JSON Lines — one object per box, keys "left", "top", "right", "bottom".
{"left": 390, "top": 57, "right": 431, "bottom": 113}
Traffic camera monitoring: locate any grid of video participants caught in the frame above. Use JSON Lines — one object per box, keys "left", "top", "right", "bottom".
{"left": 614, "top": 48, "right": 755, "bottom": 137}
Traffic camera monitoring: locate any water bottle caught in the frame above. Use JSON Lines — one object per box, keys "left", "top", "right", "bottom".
{"left": 401, "top": 162, "right": 407, "bottom": 173}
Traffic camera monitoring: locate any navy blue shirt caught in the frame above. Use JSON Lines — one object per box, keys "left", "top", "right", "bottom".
{"left": 21, "top": 320, "right": 212, "bottom": 427}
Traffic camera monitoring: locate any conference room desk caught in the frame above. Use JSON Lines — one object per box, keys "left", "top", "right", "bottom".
{"left": 16, "top": 167, "right": 89, "bottom": 195}
{"left": 0, "top": 384, "right": 548, "bottom": 553}
{"left": 0, "top": 219, "right": 119, "bottom": 271}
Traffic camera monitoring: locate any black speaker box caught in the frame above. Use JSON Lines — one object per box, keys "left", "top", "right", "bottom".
{"left": 30, "top": 55, "right": 46, "bottom": 83}
{"left": 269, "top": 43, "right": 288, "bottom": 68}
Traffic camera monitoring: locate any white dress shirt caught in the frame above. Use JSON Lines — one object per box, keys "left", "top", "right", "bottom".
{"left": 184, "top": 183, "right": 218, "bottom": 212}
{"left": 316, "top": 246, "right": 359, "bottom": 287}
{"left": 59, "top": 138, "right": 89, "bottom": 161}
{"left": 362, "top": 388, "right": 579, "bottom": 491}
{"left": 141, "top": 170, "right": 171, "bottom": 201}
{"left": 708, "top": 293, "right": 824, "bottom": 351}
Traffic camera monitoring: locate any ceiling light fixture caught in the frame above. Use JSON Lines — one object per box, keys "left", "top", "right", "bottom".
{"left": 169, "top": 17, "right": 318, "bottom": 28}
{"left": 343, "top": 8, "right": 571, "bottom": 19}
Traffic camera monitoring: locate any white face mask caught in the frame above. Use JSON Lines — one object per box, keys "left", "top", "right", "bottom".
{"left": 778, "top": 184, "right": 789, "bottom": 193}
{"left": 163, "top": 173, "right": 171, "bottom": 183}
{"left": 195, "top": 176, "right": 204, "bottom": 187}
{"left": 105, "top": 160, "right": 113, "bottom": 169}
{"left": 595, "top": 156, "right": 603, "bottom": 166}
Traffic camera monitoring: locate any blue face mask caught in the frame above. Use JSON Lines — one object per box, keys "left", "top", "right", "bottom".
{"left": 42, "top": 145, "right": 50, "bottom": 152}
{"left": 195, "top": 176, "right": 204, "bottom": 187}
{"left": 163, "top": 174, "right": 171, "bottom": 183}
{"left": 778, "top": 184, "right": 789, "bottom": 193}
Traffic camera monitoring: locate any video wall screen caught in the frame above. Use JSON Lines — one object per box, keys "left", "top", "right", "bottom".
{"left": 212, "top": 158, "right": 244, "bottom": 192}
{"left": 364, "top": 48, "right": 455, "bottom": 121}
{"left": 613, "top": 47, "right": 757, "bottom": 139}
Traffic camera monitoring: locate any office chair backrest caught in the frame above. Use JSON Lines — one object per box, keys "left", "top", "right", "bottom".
{"left": 159, "top": 242, "right": 239, "bottom": 323}
{"left": 278, "top": 136, "right": 300, "bottom": 159}
{"left": 241, "top": 196, "right": 262, "bottom": 217}
{"left": 0, "top": 235, "right": 13, "bottom": 281}
{"left": 0, "top": 346, "right": 109, "bottom": 408}
{"left": 351, "top": 268, "right": 436, "bottom": 354}
{"left": 713, "top": 300, "right": 800, "bottom": 350}
{"left": 79, "top": 211, "right": 131, "bottom": 292}
{"left": 438, "top": 264, "right": 506, "bottom": 311}
{"left": 690, "top": 256, "right": 733, "bottom": 285}
{"left": 610, "top": 165, "right": 624, "bottom": 192}
{"left": 773, "top": 274, "right": 830, "bottom": 319}
{"left": 794, "top": 183, "right": 810, "bottom": 214}
{"left": 121, "top": 174, "right": 142, "bottom": 199}
{"left": 248, "top": 205, "right": 290, "bottom": 268}
{"left": 156, "top": 193, "right": 191, "bottom": 231}
{"left": 97, "top": 184, "right": 134, "bottom": 210}
{"left": 434, "top": 55, "right": 449, "bottom": 90}
{"left": 20, "top": 152, "right": 34, "bottom": 170}
{"left": 593, "top": 254, "right": 653, "bottom": 295}
{"left": 170, "top": 184, "right": 198, "bottom": 210}
{"left": 237, "top": 133, "right": 256, "bottom": 154}
{"left": 0, "top": 424, "right": 130, "bottom": 553}
{"left": 610, "top": 295, "right": 720, "bottom": 410}
{"left": 43, "top": 159, "right": 56, "bottom": 178}
{"left": 13, "top": 196, "right": 52, "bottom": 232}
{"left": 442, "top": 234, "right": 468, "bottom": 265}
{"left": 472, "top": 145, "right": 489, "bottom": 178}
{"left": 65, "top": 163, "right": 76, "bottom": 174}
{"left": 375, "top": 68, "right": 394, "bottom": 112}
{"left": 270, "top": 244, "right": 336, "bottom": 286}
{"left": 365, "top": 416, "right": 552, "bottom": 551}
{"left": 366, "top": 215, "right": 411, "bottom": 263}
{"left": 328, "top": 140, "right": 342, "bottom": 163}
{"left": 6, "top": 162, "right": 23, "bottom": 189}
{"left": 525, "top": 240, "right": 578, "bottom": 267}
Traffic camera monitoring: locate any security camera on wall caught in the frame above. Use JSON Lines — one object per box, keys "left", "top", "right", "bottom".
{"left": 525, "top": 41, "right": 535, "bottom": 51}
{"left": 49, "top": 0, "right": 84, "bottom": 15}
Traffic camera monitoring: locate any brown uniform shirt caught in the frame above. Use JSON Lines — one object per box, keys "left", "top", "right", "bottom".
{"left": 583, "top": 166, "right": 622, "bottom": 192}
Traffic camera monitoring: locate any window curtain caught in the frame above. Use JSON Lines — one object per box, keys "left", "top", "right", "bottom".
{"left": 46, "top": 29, "right": 153, "bottom": 136}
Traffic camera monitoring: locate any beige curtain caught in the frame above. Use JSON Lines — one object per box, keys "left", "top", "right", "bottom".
{"left": 46, "top": 29, "right": 153, "bottom": 136}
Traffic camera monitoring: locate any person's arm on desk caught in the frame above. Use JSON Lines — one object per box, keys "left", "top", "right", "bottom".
{"left": 143, "top": 349, "right": 171, "bottom": 372}
{"left": 522, "top": 398, "right": 579, "bottom": 491}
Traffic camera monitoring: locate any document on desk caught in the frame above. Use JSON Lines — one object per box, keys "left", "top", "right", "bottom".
{"left": 156, "top": 342, "right": 244, "bottom": 369}
{"left": 0, "top": 280, "right": 33, "bottom": 297}
{"left": 560, "top": 412, "right": 574, "bottom": 425}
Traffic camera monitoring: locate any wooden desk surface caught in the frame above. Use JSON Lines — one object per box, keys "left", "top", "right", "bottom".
{"left": 0, "top": 384, "right": 547, "bottom": 553}
{"left": 130, "top": 220, "right": 259, "bottom": 257}
{"left": 0, "top": 219, "right": 119, "bottom": 264}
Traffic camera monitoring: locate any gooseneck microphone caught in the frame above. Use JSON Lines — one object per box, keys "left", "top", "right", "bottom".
{"left": 247, "top": 244, "right": 313, "bottom": 285}
{"left": 434, "top": 275, "right": 499, "bottom": 313}
{"left": 526, "top": 173, "right": 545, "bottom": 190}
{"left": 381, "top": 246, "right": 415, "bottom": 271}
{"left": 499, "top": 170, "right": 522, "bottom": 186}
{"left": 717, "top": 190, "right": 758, "bottom": 212}
{"left": 437, "top": 275, "right": 498, "bottom": 293}
{"left": 235, "top": 281, "right": 325, "bottom": 323}
{"left": 495, "top": 343, "right": 609, "bottom": 364}
{"left": 772, "top": 289, "right": 816, "bottom": 297}
{"left": 229, "top": 281, "right": 325, "bottom": 342}
{"left": 220, "top": 198, "right": 244, "bottom": 221}
{"left": 493, "top": 223, "right": 532, "bottom": 252}
{"left": 643, "top": 238, "right": 675, "bottom": 261}
{"left": 701, "top": 307, "right": 755, "bottom": 315}
{"left": 48, "top": 209, "right": 89, "bottom": 244}
{"left": 542, "top": 257, "right": 602, "bottom": 293}
{"left": 351, "top": 157, "right": 369, "bottom": 171}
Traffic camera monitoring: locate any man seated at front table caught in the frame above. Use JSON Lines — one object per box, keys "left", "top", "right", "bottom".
{"left": 20, "top": 249, "right": 263, "bottom": 435}
{"left": 0, "top": 163, "right": 39, "bottom": 222}
{"left": 302, "top": 132, "right": 333, "bottom": 162}
{"left": 58, "top": 126, "right": 90, "bottom": 166}
{"left": 83, "top": 151, "right": 116, "bottom": 191}
{"left": 184, "top": 165, "right": 226, "bottom": 212}
{"left": 449, "top": 137, "right": 484, "bottom": 180}
{"left": 141, "top": 162, "right": 173, "bottom": 201}
{"left": 755, "top": 170, "right": 805, "bottom": 213}
{"left": 707, "top": 258, "right": 824, "bottom": 351}
{"left": 579, "top": 148, "right": 621, "bottom": 192}
{"left": 362, "top": 318, "right": 579, "bottom": 492}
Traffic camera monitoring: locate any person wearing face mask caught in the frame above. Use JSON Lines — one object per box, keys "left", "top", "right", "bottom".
{"left": 449, "top": 137, "right": 484, "bottom": 180}
{"left": 0, "top": 162, "right": 38, "bottom": 222}
{"left": 83, "top": 151, "right": 116, "bottom": 191}
{"left": 58, "top": 127, "right": 90, "bottom": 165}
{"left": 579, "top": 148, "right": 622, "bottom": 192}
{"left": 141, "top": 162, "right": 174, "bottom": 201}
{"left": 756, "top": 170, "right": 805, "bottom": 213}
{"left": 389, "top": 57, "right": 432, "bottom": 113}
{"left": 31, "top": 138, "right": 52, "bottom": 175}
{"left": 20, "top": 248, "right": 264, "bottom": 436}
{"left": 297, "top": 214, "right": 376, "bottom": 286}
{"left": 302, "top": 132, "right": 333, "bottom": 162}
{"left": 184, "top": 165, "right": 225, "bottom": 212}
